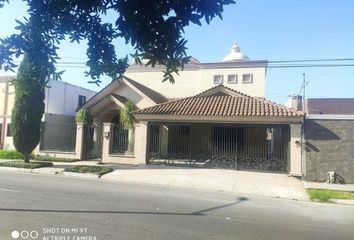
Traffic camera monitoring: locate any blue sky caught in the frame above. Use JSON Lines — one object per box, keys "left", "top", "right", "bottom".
{"left": 1, "top": 0, "right": 353, "bottom": 103}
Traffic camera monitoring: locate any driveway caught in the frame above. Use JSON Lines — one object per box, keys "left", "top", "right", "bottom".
{"left": 101, "top": 166, "right": 309, "bottom": 201}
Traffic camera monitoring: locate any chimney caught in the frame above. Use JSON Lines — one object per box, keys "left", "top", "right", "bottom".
{"left": 290, "top": 95, "right": 303, "bottom": 111}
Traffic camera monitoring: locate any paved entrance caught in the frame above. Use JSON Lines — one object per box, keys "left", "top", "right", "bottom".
{"left": 101, "top": 167, "right": 308, "bottom": 201}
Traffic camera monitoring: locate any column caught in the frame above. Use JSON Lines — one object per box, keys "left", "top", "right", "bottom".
{"left": 75, "top": 122, "right": 85, "bottom": 160}
{"left": 289, "top": 124, "right": 302, "bottom": 176}
{"left": 134, "top": 121, "right": 148, "bottom": 164}
{"left": 101, "top": 122, "right": 113, "bottom": 163}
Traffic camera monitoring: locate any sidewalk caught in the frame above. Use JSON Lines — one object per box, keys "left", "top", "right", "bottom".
{"left": 101, "top": 166, "right": 309, "bottom": 201}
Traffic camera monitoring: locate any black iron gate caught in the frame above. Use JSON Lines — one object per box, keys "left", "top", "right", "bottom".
{"left": 148, "top": 123, "right": 290, "bottom": 172}
{"left": 83, "top": 122, "right": 103, "bottom": 160}
{"left": 111, "top": 123, "right": 129, "bottom": 154}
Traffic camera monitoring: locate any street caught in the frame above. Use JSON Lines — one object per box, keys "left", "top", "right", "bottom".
{"left": 0, "top": 172, "right": 353, "bottom": 240}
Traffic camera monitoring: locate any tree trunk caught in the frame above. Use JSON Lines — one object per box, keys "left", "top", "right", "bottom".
{"left": 23, "top": 153, "right": 30, "bottom": 163}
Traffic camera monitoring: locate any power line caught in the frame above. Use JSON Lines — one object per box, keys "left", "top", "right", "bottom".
{"left": 268, "top": 64, "right": 354, "bottom": 68}
{"left": 268, "top": 58, "right": 354, "bottom": 63}
{"left": 11, "top": 58, "right": 354, "bottom": 69}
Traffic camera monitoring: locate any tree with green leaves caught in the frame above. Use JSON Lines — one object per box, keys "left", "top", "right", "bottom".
{"left": 0, "top": 1, "right": 234, "bottom": 160}
{"left": 0, "top": 0, "right": 235, "bottom": 84}
{"left": 11, "top": 53, "right": 46, "bottom": 162}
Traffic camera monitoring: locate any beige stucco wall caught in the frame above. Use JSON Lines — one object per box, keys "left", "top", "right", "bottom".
{"left": 125, "top": 66, "right": 266, "bottom": 98}
{"left": 113, "top": 83, "right": 156, "bottom": 109}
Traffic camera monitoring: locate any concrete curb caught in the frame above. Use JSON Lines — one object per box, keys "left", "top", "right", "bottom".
{"left": 0, "top": 166, "right": 100, "bottom": 179}
{"left": 330, "top": 199, "right": 354, "bottom": 206}
{"left": 62, "top": 171, "right": 100, "bottom": 179}
{"left": 0, "top": 166, "right": 33, "bottom": 173}
{"left": 32, "top": 167, "right": 64, "bottom": 175}
{"left": 304, "top": 181, "right": 354, "bottom": 192}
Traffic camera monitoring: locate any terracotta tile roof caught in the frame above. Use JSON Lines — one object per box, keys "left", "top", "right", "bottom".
{"left": 133, "top": 85, "right": 304, "bottom": 117}
{"left": 122, "top": 76, "right": 167, "bottom": 104}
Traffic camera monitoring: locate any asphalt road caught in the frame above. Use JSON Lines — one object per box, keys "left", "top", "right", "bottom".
{"left": 0, "top": 172, "right": 353, "bottom": 240}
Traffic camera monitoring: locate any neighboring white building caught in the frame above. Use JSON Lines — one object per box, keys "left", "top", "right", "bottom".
{"left": 0, "top": 77, "right": 96, "bottom": 150}
{"left": 125, "top": 43, "right": 268, "bottom": 98}
{"left": 43, "top": 80, "right": 96, "bottom": 116}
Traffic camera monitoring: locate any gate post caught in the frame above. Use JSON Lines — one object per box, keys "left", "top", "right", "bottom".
{"left": 289, "top": 124, "right": 302, "bottom": 176}
{"left": 102, "top": 122, "right": 113, "bottom": 163}
{"left": 135, "top": 121, "right": 148, "bottom": 164}
{"left": 75, "top": 122, "right": 85, "bottom": 160}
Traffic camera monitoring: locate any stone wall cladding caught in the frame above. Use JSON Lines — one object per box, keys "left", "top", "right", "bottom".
{"left": 305, "top": 119, "right": 354, "bottom": 183}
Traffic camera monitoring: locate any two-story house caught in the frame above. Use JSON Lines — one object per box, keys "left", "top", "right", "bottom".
{"left": 78, "top": 43, "right": 304, "bottom": 176}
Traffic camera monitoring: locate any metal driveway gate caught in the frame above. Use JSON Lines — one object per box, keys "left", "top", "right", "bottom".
{"left": 148, "top": 123, "right": 289, "bottom": 172}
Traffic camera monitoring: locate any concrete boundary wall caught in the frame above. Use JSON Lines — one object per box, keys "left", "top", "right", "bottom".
{"left": 304, "top": 117, "right": 354, "bottom": 183}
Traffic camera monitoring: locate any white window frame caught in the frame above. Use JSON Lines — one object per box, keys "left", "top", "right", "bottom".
{"left": 242, "top": 74, "right": 253, "bottom": 84}
{"left": 213, "top": 75, "right": 223, "bottom": 84}
{"left": 227, "top": 74, "right": 238, "bottom": 84}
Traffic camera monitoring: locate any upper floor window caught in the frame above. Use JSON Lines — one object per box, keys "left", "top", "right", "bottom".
{"left": 242, "top": 74, "right": 253, "bottom": 84}
{"left": 78, "top": 95, "right": 86, "bottom": 108}
{"left": 227, "top": 74, "right": 237, "bottom": 84}
{"left": 213, "top": 75, "right": 223, "bottom": 84}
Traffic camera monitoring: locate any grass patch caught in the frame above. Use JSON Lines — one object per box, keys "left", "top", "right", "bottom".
{"left": 307, "top": 189, "right": 354, "bottom": 202}
{"left": 64, "top": 165, "right": 113, "bottom": 177}
{"left": 0, "top": 160, "right": 53, "bottom": 169}
{"left": 0, "top": 150, "right": 35, "bottom": 160}
{"left": 35, "top": 156, "right": 79, "bottom": 162}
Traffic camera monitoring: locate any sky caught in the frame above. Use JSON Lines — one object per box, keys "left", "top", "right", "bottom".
{"left": 0, "top": 0, "right": 353, "bottom": 103}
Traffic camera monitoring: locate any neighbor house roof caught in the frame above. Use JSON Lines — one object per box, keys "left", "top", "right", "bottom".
{"left": 306, "top": 98, "right": 354, "bottom": 114}
{"left": 133, "top": 85, "right": 304, "bottom": 117}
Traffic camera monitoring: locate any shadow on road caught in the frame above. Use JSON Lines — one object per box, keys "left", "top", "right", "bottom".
{"left": 0, "top": 197, "right": 249, "bottom": 216}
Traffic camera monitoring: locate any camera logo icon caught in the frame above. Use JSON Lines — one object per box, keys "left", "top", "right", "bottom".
{"left": 11, "top": 230, "right": 38, "bottom": 239}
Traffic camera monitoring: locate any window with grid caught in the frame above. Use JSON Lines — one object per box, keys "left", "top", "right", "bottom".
{"left": 227, "top": 74, "right": 237, "bottom": 84}
{"left": 213, "top": 75, "right": 223, "bottom": 84}
{"left": 242, "top": 74, "right": 253, "bottom": 84}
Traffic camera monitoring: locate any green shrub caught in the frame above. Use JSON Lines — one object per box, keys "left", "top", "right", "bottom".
{"left": 120, "top": 101, "right": 135, "bottom": 128}
{"left": 35, "top": 156, "right": 79, "bottom": 162}
{"left": 75, "top": 108, "right": 92, "bottom": 124}
{"left": 0, "top": 160, "right": 53, "bottom": 169}
{"left": 0, "top": 150, "right": 35, "bottom": 160}
{"left": 64, "top": 165, "right": 113, "bottom": 177}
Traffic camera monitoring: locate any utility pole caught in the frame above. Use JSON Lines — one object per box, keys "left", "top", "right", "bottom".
{"left": 302, "top": 73, "right": 309, "bottom": 112}
{"left": 0, "top": 80, "right": 9, "bottom": 149}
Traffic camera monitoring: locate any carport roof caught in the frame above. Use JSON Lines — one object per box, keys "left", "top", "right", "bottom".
{"left": 133, "top": 85, "right": 304, "bottom": 118}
